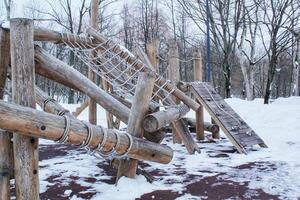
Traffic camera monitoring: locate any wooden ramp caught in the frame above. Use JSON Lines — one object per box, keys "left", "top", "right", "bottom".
{"left": 189, "top": 82, "right": 267, "bottom": 154}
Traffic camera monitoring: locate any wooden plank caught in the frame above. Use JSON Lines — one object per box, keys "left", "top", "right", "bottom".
{"left": 10, "top": 18, "right": 39, "bottom": 200}
{"left": 190, "top": 82, "right": 267, "bottom": 154}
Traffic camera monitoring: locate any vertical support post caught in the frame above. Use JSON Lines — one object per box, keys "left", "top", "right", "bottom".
{"left": 10, "top": 18, "right": 39, "bottom": 200}
{"left": 88, "top": 0, "right": 98, "bottom": 125}
{"left": 117, "top": 72, "right": 155, "bottom": 180}
{"left": 168, "top": 39, "right": 182, "bottom": 144}
{"left": 211, "top": 118, "right": 220, "bottom": 139}
{"left": 193, "top": 49, "right": 205, "bottom": 140}
{"left": 146, "top": 39, "right": 159, "bottom": 72}
{"left": 0, "top": 28, "right": 12, "bottom": 200}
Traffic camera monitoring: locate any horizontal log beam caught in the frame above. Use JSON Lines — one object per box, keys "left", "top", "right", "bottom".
{"left": 143, "top": 104, "right": 190, "bottom": 133}
{"left": 0, "top": 100, "right": 173, "bottom": 164}
{"left": 183, "top": 117, "right": 220, "bottom": 135}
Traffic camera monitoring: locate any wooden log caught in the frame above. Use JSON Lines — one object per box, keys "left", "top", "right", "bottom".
{"left": 88, "top": 0, "right": 99, "bottom": 125}
{"left": 146, "top": 39, "right": 159, "bottom": 72}
{"left": 182, "top": 117, "right": 220, "bottom": 135}
{"left": 34, "top": 46, "right": 130, "bottom": 124}
{"left": 34, "top": 28, "right": 95, "bottom": 47}
{"left": 135, "top": 44, "right": 195, "bottom": 149}
{"left": 143, "top": 104, "right": 190, "bottom": 133}
{"left": 72, "top": 99, "right": 89, "bottom": 117}
{"left": 35, "top": 86, "right": 74, "bottom": 119}
{"left": 10, "top": 18, "right": 39, "bottom": 200}
{"left": 193, "top": 49, "right": 203, "bottom": 82}
{"left": 196, "top": 102, "right": 205, "bottom": 140}
{"left": 211, "top": 118, "right": 220, "bottom": 139}
{"left": 0, "top": 100, "right": 173, "bottom": 164}
{"left": 0, "top": 27, "right": 12, "bottom": 200}
{"left": 172, "top": 120, "right": 200, "bottom": 154}
{"left": 168, "top": 39, "right": 182, "bottom": 144}
{"left": 87, "top": 28, "right": 200, "bottom": 111}
{"left": 117, "top": 72, "right": 155, "bottom": 179}
{"left": 193, "top": 50, "right": 205, "bottom": 140}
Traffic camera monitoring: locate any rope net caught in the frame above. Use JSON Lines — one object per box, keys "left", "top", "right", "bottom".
{"left": 61, "top": 29, "right": 177, "bottom": 107}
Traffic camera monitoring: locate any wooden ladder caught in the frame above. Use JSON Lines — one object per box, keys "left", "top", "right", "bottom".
{"left": 189, "top": 82, "right": 267, "bottom": 154}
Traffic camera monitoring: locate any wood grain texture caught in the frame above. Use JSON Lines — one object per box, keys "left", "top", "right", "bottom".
{"left": 190, "top": 82, "right": 267, "bottom": 154}
{"left": 168, "top": 39, "right": 182, "bottom": 144}
{"left": 117, "top": 72, "right": 156, "bottom": 179}
{"left": 0, "top": 100, "right": 173, "bottom": 164}
{"left": 0, "top": 28, "right": 12, "bottom": 200}
{"left": 34, "top": 46, "right": 130, "bottom": 124}
{"left": 143, "top": 104, "right": 190, "bottom": 133}
{"left": 10, "top": 18, "right": 39, "bottom": 200}
{"left": 88, "top": 0, "right": 99, "bottom": 125}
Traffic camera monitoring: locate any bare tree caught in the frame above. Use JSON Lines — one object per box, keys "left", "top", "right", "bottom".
{"left": 259, "top": 0, "right": 299, "bottom": 103}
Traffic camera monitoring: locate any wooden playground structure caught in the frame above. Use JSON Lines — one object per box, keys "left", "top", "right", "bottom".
{"left": 0, "top": 16, "right": 267, "bottom": 200}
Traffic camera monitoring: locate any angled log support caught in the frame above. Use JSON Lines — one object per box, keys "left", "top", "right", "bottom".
{"left": 117, "top": 72, "right": 155, "bottom": 180}
{"left": 10, "top": 18, "right": 39, "bottom": 200}
{"left": 35, "top": 86, "right": 74, "bottom": 119}
{"left": 0, "top": 100, "right": 173, "bottom": 164}
{"left": 87, "top": 28, "right": 201, "bottom": 111}
{"left": 72, "top": 99, "right": 89, "bottom": 117}
{"left": 143, "top": 104, "right": 190, "bottom": 133}
{"left": 34, "top": 46, "right": 130, "bottom": 123}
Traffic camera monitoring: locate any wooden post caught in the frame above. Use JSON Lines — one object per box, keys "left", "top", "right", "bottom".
{"left": 211, "top": 118, "right": 220, "bottom": 139}
{"left": 117, "top": 72, "right": 155, "bottom": 180}
{"left": 168, "top": 39, "right": 182, "bottom": 144}
{"left": 88, "top": 0, "right": 98, "bottom": 125}
{"left": 146, "top": 39, "right": 159, "bottom": 72}
{"left": 0, "top": 27, "right": 12, "bottom": 200}
{"left": 193, "top": 49, "right": 205, "bottom": 140}
{"left": 10, "top": 18, "right": 39, "bottom": 200}
{"left": 0, "top": 100, "right": 173, "bottom": 164}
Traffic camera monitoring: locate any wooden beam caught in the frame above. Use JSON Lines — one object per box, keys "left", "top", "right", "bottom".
{"left": 146, "top": 39, "right": 159, "bottom": 72}
{"left": 182, "top": 117, "right": 220, "bottom": 135}
{"left": 0, "top": 100, "right": 173, "bottom": 164}
{"left": 117, "top": 72, "right": 155, "bottom": 180}
{"left": 168, "top": 39, "right": 182, "bottom": 144}
{"left": 72, "top": 99, "right": 89, "bottom": 117}
{"left": 193, "top": 50, "right": 205, "bottom": 140}
{"left": 143, "top": 104, "right": 190, "bottom": 133}
{"left": 88, "top": 0, "right": 98, "bottom": 125}
{"left": 34, "top": 46, "right": 130, "bottom": 124}
{"left": 0, "top": 27, "right": 11, "bottom": 200}
{"left": 35, "top": 86, "right": 74, "bottom": 119}
{"left": 10, "top": 18, "right": 39, "bottom": 200}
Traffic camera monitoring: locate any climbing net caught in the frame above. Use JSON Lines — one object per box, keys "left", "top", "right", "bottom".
{"left": 61, "top": 29, "right": 177, "bottom": 107}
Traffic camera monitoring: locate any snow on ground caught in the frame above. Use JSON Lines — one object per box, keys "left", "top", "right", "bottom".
{"left": 35, "top": 97, "right": 300, "bottom": 200}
